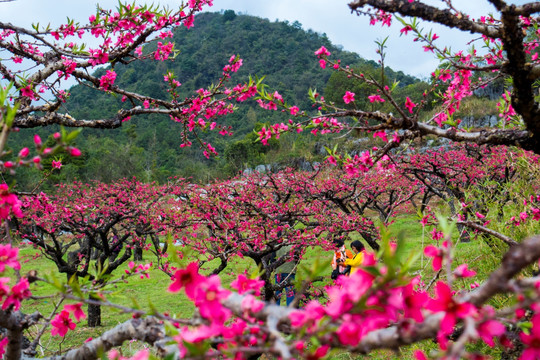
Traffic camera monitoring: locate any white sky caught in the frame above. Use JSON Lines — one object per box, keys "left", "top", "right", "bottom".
{"left": 0, "top": 0, "right": 531, "bottom": 77}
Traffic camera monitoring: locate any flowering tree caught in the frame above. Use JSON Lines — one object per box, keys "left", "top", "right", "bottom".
{"left": 169, "top": 169, "right": 365, "bottom": 301}
{"left": 1, "top": 0, "right": 257, "bottom": 155}
{"left": 17, "top": 179, "right": 190, "bottom": 327}
{"left": 398, "top": 143, "right": 529, "bottom": 243}
{"left": 256, "top": 1, "right": 540, "bottom": 164}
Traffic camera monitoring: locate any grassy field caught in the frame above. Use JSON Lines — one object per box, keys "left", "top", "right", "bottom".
{"left": 18, "top": 213, "right": 514, "bottom": 359}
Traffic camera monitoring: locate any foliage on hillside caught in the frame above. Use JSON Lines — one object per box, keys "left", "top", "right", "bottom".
{"left": 9, "top": 11, "right": 422, "bottom": 188}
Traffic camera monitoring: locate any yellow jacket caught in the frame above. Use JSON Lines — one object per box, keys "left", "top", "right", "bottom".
{"left": 343, "top": 251, "right": 364, "bottom": 275}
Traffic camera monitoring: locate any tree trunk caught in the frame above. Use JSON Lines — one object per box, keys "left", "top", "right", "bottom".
{"left": 449, "top": 199, "right": 471, "bottom": 243}
{"left": 87, "top": 297, "right": 101, "bottom": 327}
{"left": 133, "top": 245, "right": 143, "bottom": 261}
{"left": 253, "top": 256, "right": 274, "bottom": 302}
{"left": 359, "top": 230, "right": 380, "bottom": 251}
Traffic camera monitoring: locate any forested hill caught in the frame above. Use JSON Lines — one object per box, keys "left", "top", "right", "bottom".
{"left": 11, "top": 10, "right": 421, "bottom": 188}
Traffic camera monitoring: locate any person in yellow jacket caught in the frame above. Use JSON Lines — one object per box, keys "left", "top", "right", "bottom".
{"left": 339, "top": 240, "right": 365, "bottom": 275}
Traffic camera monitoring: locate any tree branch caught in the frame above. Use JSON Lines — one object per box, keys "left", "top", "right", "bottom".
{"left": 348, "top": 0, "right": 501, "bottom": 38}
{"left": 456, "top": 220, "right": 518, "bottom": 246}
{"left": 45, "top": 317, "right": 168, "bottom": 360}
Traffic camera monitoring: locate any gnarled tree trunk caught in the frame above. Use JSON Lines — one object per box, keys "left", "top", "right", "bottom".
{"left": 87, "top": 295, "right": 102, "bottom": 328}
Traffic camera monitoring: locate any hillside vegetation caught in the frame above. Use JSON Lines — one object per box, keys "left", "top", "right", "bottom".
{"left": 10, "top": 10, "right": 424, "bottom": 188}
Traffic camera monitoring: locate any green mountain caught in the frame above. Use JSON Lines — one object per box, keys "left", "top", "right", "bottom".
{"left": 10, "top": 11, "right": 421, "bottom": 189}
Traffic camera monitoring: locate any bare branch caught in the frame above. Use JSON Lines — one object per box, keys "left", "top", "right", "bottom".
{"left": 464, "top": 235, "right": 540, "bottom": 305}
{"left": 456, "top": 220, "right": 518, "bottom": 246}
{"left": 325, "top": 109, "right": 533, "bottom": 149}
{"left": 513, "top": 2, "right": 540, "bottom": 16}
{"left": 45, "top": 317, "right": 169, "bottom": 360}
{"left": 348, "top": 0, "right": 501, "bottom": 38}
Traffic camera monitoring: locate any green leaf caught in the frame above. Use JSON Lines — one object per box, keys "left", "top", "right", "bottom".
{"left": 182, "top": 340, "right": 211, "bottom": 356}
{"left": 147, "top": 299, "right": 159, "bottom": 315}
{"left": 65, "top": 128, "right": 82, "bottom": 143}
{"left": 436, "top": 213, "right": 456, "bottom": 238}
{"left": 130, "top": 296, "right": 141, "bottom": 310}
{"left": 5, "top": 104, "right": 19, "bottom": 128}
{"left": 68, "top": 274, "right": 83, "bottom": 298}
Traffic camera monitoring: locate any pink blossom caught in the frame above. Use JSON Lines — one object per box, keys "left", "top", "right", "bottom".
{"left": 0, "top": 337, "right": 8, "bottom": 359}
{"left": 405, "top": 97, "right": 416, "bottom": 113}
{"left": 21, "top": 85, "right": 36, "bottom": 100}
{"left": 427, "top": 281, "right": 476, "bottom": 348}
{"left": 65, "top": 303, "right": 86, "bottom": 321}
{"left": 478, "top": 318, "right": 505, "bottom": 347}
{"left": 0, "top": 184, "right": 23, "bottom": 219}
{"left": 0, "top": 278, "right": 9, "bottom": 302}
{"left": 107, "top": 349, "right": 122, "bottom": 360}
{"left": 230, "top": 274, "right": 264, "bottom": 296}
{"left": 400, "top": 25, "right": 413, "bottom": 35}
{"left": 368, "top": 94, "right": 385, "bottom": 103}
{"left": 168, "top": 262, "right": 203, "bottom": 299}
{"left": 130, "top": 349, "right": 149, "bottom": 360}
{"left": 336, "top": 317, "right": 362, "bottom": 346}
{"left": 521, "top": 314, "right": 540, "bottom": 359}
{"left": 402, "top": 281, "right": 428, "bottom": 322}
{"left": 0, "top": 244, "right": 20, "bottom": 272}
{"left": 176, "top": 324, "right": 219, "bottom": 344}
{"left": 435, "top": 112, "right": 448, "bottom": 126}
{"left": 414, "top": 350, "right": 427, "bottom": 360}
{"left": 272, "top": 91, "right": 284, "bottom": 103}
{"left": 99, "top": 70, "right": 117, "bottom": 90}
{"left": 343, "top": 91, "right": 355, "bottom": 104}
{"left": 193, "top": 275, "right": 231, "bottom": 325}
{"left": 314, "top": 46, "right": 331, "bottom": 57}
{"left": 89, "top": 49, "right": 109, "bottom": 66}
{"left": 51, "top": 310, "right": 76, "bottom": 337}
{"left": 532, "top": 208, "right": 540, "bottom": 221}
{"left": 453, "top": 264, "right": 476, "bottom": 278}
{"left": 373, "top": 131, "right": 388, "bottom": 142}
{"left": 183, "top": 15, "right": 195, "bottom": 28}
{"left": 431, "top": 227, "right": 444, "bottom": 241}
{"left": 424, "top": 242, "right": 448, "bottom": 271}
{"left": 52, "top": 160, "right": 62, "bottom": 169}
{"left": 69, "top": 147, "right": 82, "bottom": 157}
{"left": 327, "top": 155, "right": 337, "bottom": 166}
{"left": 33, "top": 134, "right": 42, "bottom": 147}
{"left": 155, "top": 42, "right": 174, "bottom": 61}
{"left": 289, "top": 301, "right": 325, "bottom": 331}
{"left": 3, "top": 278, "right": 31, "bottom": 311}
{"left": 439, "top": 71, "right": 452, "bottom": 82}
{"left": 241, "top": 294, "right": 264, "bottom": 313}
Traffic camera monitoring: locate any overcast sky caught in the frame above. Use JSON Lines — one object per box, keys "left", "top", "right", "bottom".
{"left": 0, "top": 0, "right": 530, "bottom": 77}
